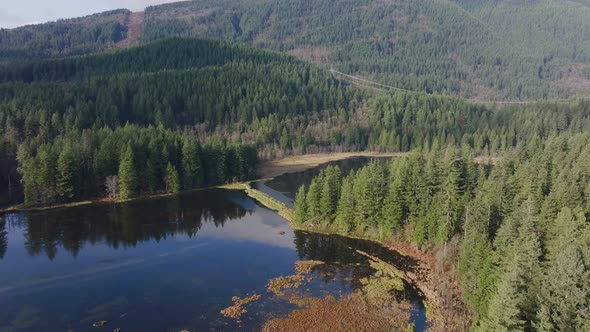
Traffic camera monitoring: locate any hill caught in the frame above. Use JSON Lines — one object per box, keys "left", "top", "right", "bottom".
{"left": 0, "top": 37, "right": 350, "bottom": 205}
{"left": 3, "top": 36, "right": 590, "bottom": 208}
{"left": 0, "top": 10, "right": 132, "bottom": 60}
{"left": 138, "top": 0, "right": 590, "bottom": 99}
{"left": 2, "top": 0, "right": 590, "bottom": 99}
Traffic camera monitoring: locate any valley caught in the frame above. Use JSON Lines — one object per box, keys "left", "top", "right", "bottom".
{"left": 1, "top": 1, "right": 590, "bottom": 331}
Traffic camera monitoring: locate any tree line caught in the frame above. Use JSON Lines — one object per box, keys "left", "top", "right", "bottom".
{"left": 17, "top": 124, "right": 257, "bottom": 205}
{"left": 2, "top": 36, "right": 590, "bottom": 211}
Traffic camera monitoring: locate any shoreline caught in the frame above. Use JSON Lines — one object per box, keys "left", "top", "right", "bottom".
{"left": 1, "top": 153, "right": 470, "bottom": 330}
{"left": 0, "top": 151, "right": 401, "bottom": 215}
{"left": 227, "top": 181, "right": 471, "bottom": 331}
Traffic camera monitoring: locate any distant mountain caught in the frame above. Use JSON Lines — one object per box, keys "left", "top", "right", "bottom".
{"left": 2, "top": 0, "right": 590, "bottom": 99}
{"left": 0, "top": 10, "right": 132, "bottom": 60}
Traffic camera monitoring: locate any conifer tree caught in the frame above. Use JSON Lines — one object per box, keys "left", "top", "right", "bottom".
{"left": 166, "top": 162, "right": 181, "bottom": 194}
{"left": 319, "top": 166, "right": 342, "bottom": 220}
{"left": 335, "top": 175, "right": 355, "bottom": 233}
{"left": 382, "top": 177, "right": 405, "bottom": 233}
{"left": 56, "top": 146, "right": 78, "bottom": 201}
{"left": 481, "top": 257, "right": 527, "bottom": 332}
{"left": 118, "top": 145, "right": 137, "bottom": 200}
{"left": 306, "top": 174, "right": 323, "bottom": 219}
{"left": 181, "top": 138, "right": 201, "bottom": 189}
{"left": 293, "top": 185, "right": 307, "bottom": 223}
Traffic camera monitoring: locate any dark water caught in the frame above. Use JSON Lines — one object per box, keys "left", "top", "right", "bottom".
{"left": 0, "top": 187, "right": 426, "bottom": 332}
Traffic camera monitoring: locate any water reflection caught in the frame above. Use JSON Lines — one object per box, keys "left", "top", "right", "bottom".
{"left": 2, "top": 189, "right": 251, "bottom": 260}
{"left": 0, "top": 219, "right": 7, "bottom": 258}
{"left": 0, "top": 185, "right": 427, "bottom": 331}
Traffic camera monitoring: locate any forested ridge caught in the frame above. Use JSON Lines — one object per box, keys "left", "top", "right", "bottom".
{"left": 1, "top": 37, "right": 346, "bottom": 205}
{"left": 2, "top": 36, "right": 590, "bottom": 209}
{"left": 3, "top": 0, "right": 590, "bottom": 99}
{"left": 0, "top": 10, "right": 131, "bottom": 61}
{"left": 136, "top": 0, "right": 590, "bottom": 99}
{"left": 111, "top": 0, "right": 590, "bottom": 99}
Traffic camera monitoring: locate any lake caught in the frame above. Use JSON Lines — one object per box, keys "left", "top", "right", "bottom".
{"left": 0, "top": 158, "right": 426, "bottom": 331}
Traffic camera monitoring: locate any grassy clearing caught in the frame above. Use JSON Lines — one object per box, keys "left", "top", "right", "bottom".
{"left": 258, "top": 152, "right": 405, "bottom": 178}
{"left": 223, "top": 182, "right": 294, "bottom": 221}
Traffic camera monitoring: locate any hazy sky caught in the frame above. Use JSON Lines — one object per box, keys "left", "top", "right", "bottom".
{"left": 0, "top": 0, "right": 179, "bottom": 28}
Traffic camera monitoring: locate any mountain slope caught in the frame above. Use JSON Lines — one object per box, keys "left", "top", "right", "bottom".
{"left": 1, "top": 0, "right": 590, "bottom": 99}
{"left": 138, "top": 0, "right": 590, "bottom": 99}
{"left": 0, "top": 37, "right": 349, "bottom": 205}
{"left": 0, "top": 10, "right": 132, "bottom": 60}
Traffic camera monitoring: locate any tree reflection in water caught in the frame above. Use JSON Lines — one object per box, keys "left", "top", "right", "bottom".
{"left": 2, "top": 189, "right": 249, "bottom": 260}
{"left": 0, "top": 219, "right": 7, "bottom": 258}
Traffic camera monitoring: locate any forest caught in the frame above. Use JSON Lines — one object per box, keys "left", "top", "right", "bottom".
{"left": 0, "top": 38, "right": 314, "bottom": 205}
{"left": 2, "top": 36, "right": 590, "bottom": 208}
{"left": 2, "top": 0, "right": 590, "bottom": 99}
{"left": 0, "top": 10, "right": 130, "bottom": 60}
{"left": 138, "top": 0, "right": 590, "bottom": 99}
{"left": 16, "top": 125, "right": 258, "bottom": 205}
{"left": 0, "top": 1, "right": 588, "bottom": 331}
{"left": 293, "top": 130, "right": 590, "bottom": 330}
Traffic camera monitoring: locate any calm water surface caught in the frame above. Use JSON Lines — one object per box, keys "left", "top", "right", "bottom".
{"left": 259, "top": 156, "right": 429, "bottom": 330}
{"left": 0, "top": 158, "right": 427, "bottom": 331}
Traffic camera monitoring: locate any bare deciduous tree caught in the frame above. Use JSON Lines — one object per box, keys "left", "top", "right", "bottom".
{"left": 105, "top": 176, "right": 119, "bottom": 199}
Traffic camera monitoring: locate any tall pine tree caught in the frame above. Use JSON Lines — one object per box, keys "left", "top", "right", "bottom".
{"left": 118, "top": 145, "right": 137, "bottom": 200}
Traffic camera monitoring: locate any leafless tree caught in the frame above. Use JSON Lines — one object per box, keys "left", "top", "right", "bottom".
{"left": 105, "top": 176, "right": 119, "bottom": 198}
{"left": 163, "top": 174, "right": 171, "bottom": 193}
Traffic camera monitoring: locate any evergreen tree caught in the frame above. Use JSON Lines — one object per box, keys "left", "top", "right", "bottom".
{"left": 335, "top": 175, "right": 355, "bottom": 233}
{"left": 481, "top": 257, "right": 527, "bottom": 332}
{"left": 181, "top": 138, "right": 201, "bottom": 189}
{"left": 382, "top": 177, "right": 406, "bottom": 233}
{"left": 293, "top": 185, "right": 307, "bottom": 223}
{"left": 536, "top": 207, "right": 590, "bottom": 331}
{"left": 319, "top": 166, "right": 342, "bottom": 220}
{"left": 166, "top": 162, "right": 181, "bottom": 194}
{"left": 56, "top": 146, "right": 78, "bottom": 201}
{"left": 118, "top": 145, "right": 137, "bottom": 200}
{"left": 306, "top": 174, "right": 324, "bottom": 219}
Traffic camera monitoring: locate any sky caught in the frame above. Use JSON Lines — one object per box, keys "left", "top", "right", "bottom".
{"left": 0, "top": 0, "right": 179, "bottom": 28}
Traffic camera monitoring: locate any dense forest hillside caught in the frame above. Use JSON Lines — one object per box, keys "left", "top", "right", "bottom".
{"left": 0, "top": 10, "right": 132, "bottom": 61}
{"left": 3, "top": 35, "right": 590, "bottom": 208}
{"left": 138, "top": 0, "right": 590, "bottom": 99}
{"left": 0, "top": 37, "right": 352, "bottom": 205}
{"left": 2, "top": 0, "right": 590, "bottom": 99}
{"left": 1, "top": 3, "right": 590, "bottom": 331}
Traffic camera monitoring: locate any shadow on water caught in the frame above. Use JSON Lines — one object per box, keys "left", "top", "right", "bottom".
{"left": 3, "top": 189, "right": 250, "bottom": 259}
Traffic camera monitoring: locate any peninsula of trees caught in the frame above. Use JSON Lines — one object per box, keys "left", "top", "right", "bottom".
{"left": 294, "top": 132, "right": 590, "bottom": 330}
